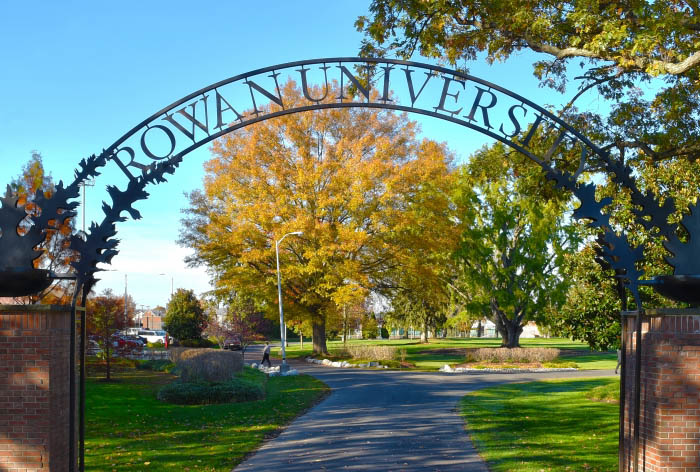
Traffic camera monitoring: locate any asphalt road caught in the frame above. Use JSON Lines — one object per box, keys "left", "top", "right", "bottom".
{"left": 235, "top": 344, "right": 616, "bottom": 472}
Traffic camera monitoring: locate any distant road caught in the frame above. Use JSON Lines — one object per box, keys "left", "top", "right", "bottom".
{"left": 236, "top": 345, "right": 616, "bottom": 471}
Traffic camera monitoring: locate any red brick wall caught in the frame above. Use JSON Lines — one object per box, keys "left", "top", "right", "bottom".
{"left": 0, "top": 305, "right": 73, "bottom": 472}
{"left": 622, "top": 310, "right": 700, "bottom": 472}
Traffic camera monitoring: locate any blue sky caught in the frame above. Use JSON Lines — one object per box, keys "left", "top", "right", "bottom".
{"left": 0, "top": 1, "right": 614, "bottom": 307}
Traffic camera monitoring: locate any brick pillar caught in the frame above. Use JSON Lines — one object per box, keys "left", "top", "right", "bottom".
{"left": 622, "top": 309, "right": 700, "bottom": 472}
{"left": 0, "top": 305, "right": 74, "bottom": 472}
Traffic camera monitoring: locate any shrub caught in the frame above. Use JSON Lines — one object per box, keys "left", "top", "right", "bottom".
{"left": 136, "top": 359, "right": 174, "bottom": 372}
{"left": 466, "top": 347, "right": 560, "bottom": 364}
{"left": 157, "top": 377, "right": 264, "bottom": 405}
{"left": 339, "top": 345, "right": 397, "bottom": 361}
{"left": 178, "top": 338, "right": 218, "bottom": 348}
{"left": 169, "top": 348, "right": 243, "bottom": 382}
{"left": 380, "top": 327, "right": 389, "bottom": 339}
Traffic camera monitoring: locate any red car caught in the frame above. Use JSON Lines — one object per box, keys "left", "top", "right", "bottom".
{"left": 111, "top": 334, "right": 144, "bottom": 352}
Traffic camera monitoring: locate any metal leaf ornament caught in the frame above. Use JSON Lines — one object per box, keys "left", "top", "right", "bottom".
{"left": 603, "top": 156, "right": 677, "bottom": 239}
{"left": 68, "top": 153, "right": 182, "bottom": 289}
{"left": 31, "top": 181, "right": 80, "bottom": 232}
{"left": 544, "top": 166, "right": 644, "bottom": 303}
{"left": 664, "top": 201, "right": 700, "bottom": 275}
{"left": 0, "top": 188, "right": 44, "bottom": 269}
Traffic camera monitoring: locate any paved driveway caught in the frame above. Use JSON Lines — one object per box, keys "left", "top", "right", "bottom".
{"left": 235, "top": 345, "right": 616, "bottom": 471}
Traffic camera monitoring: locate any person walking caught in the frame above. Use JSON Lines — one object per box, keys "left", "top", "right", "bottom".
{"left": 261, "top": 342, "right": 272, "bottom": 367}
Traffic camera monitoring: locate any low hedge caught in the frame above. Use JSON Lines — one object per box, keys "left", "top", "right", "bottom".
{"left": 178, "top": 338, "right": 218, "bottom": 348}
{"left": 136, "top": 359, "right": 175, "bottom": 372}
{"left": 157, "top": 377, "right": 264, "bottom": 405}
{"left": 466, "top": 347, "right": 560, "bottom": 363}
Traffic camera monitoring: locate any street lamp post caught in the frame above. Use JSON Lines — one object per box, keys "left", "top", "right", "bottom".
{"left": 275, "top": 231, "right": 302, "bottom": 372}
{"left": 158, "top": 273, "right": 174, "bottom": 297}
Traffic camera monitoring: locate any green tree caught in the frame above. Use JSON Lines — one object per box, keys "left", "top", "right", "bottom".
{"left": 361, "top": 313, "right": 379, "bottom": 339}
{"left": 357, "top": 0, "right": 700, "bottom": 342}
{"left": 454, "top": 145, "right": 576, "bottom": 347}
{"left": 554, "top": 245, "right": 623, "bottom": 351}
{"left": 386, "top": 290, "right": 448, "bottom": 343}
{"left": 164, "top": 289, "right": 207, "bottom": 342}
{"left": 180, "top": 81, "right": 454, "bottom": 355}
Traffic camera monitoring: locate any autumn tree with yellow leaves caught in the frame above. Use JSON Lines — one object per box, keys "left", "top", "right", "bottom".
{"left": 180, "top": 82, "right": 458, "bottom": 354}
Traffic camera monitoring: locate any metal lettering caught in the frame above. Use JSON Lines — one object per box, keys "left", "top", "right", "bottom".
{"left": 403, "top": 68, "right": 432, "bottom": 106}
{"left": 109, "top": 146, "right": 154, "bottom": 180}
{"left": 214, "top": 90, "right": 245, "bottom": 130}
{"left": 245, "top": 72, "right": 284, "bottom": 116}
{"left": 499, "top": 104, "right": 527, "bottom": 138}
{"left": 297, "top": 65, "right": 330, "bottom": 104}
{"left": 520, "top": 113, "right": 546, "bottom": 148}
{"left": 434, "top": 76, "right": 465, "bottom": 116}
{"left": 140, "top": 125, "right": 176, "bottom": 160}
{"left": 161, "top": 95, "right": 210, "bottom": 143}
{"left": 336, "top": 65, "right": 370, "bottom": 101}
{"left": 465, "top": 86, "right": 498, "bottom": 130}
{"left": 380, "top": 65, "right": 394, "bottom": 103}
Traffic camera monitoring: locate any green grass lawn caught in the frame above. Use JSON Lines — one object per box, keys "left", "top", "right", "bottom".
{"left": 460, "top": 378, "right": 620, "bottom": 472}
{"left": 278, "top": 338, "right": 616, "bottom": 370}
{"left": 85, "top": 365, "right": 329, "bottom": 471}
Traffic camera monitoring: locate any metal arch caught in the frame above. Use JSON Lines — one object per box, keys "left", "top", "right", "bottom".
{"left": 102, "top": 57, "right": 608, "bottom": 163}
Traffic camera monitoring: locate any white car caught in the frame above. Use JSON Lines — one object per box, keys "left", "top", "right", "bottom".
{"left": 137, "top": 329, "right": 167, "bottom": 344}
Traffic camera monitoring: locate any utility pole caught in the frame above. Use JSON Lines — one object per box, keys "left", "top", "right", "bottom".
{"left": 123, "top": 274, "right": 128, "bottom": 326}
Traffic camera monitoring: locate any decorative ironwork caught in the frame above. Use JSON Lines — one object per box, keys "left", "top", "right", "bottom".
{"left": 0, "top": 182, "right": 79, "bottom": 296}
{"left": 1, "top": 57, "right": 698, "bottom": 472}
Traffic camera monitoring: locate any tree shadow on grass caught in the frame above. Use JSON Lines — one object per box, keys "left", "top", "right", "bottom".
{"left": 462, "top": 379, "right": 619, "bottom": 471}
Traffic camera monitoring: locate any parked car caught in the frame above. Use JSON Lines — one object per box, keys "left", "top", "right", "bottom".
{"left": 223, "top": 335, "right": 242, "bottom": 350}
{"left": 111, "top": 334, "right": 144, "bottom": 351}
{"left": 122, "top": 335, "right": 146, "bottom": 346}
{"left": 138, "top": 329, "right": 167, "bottom": 344}
{"left": 86, "top": 339, "right": 102, "bottom": 356}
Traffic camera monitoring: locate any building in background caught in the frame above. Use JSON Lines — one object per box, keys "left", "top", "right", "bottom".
{"left": 134, "top": 306, "right": 165, "bottom": 330}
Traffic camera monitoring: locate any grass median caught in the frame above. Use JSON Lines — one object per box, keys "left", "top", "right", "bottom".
{"left": 85, "top": 362, "right": 329, "bottom": 471}
{"left": 460, "top": 378, "right": 620, "bottom": 471}
{"left": 278, "top": 338, "right": 616, "bottom": 370}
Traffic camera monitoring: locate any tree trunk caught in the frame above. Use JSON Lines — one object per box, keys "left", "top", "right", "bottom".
{"left": 312, "top": 316, "right": 328, "bottom": 355}
{"left": 420, "top": 321, "right": 428, "bottom": 343}
{"left": 490, "top": 298, "right": 523, "bottom": 348}
{"left": 499, "top": 320, "right": 523, "bottom": 348}
{"left": 342, "top": 305, "right": 347, "bottom": 346}
{"left": 300, "top": 332, "right": 303, "bottom": 349}
{"left": 105, "top": 341, "right": 111, "bottom": 381}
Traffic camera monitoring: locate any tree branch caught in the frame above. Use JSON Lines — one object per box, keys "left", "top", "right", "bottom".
{"left": 526, "top": 37, "right": 700, "bottom": 75}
